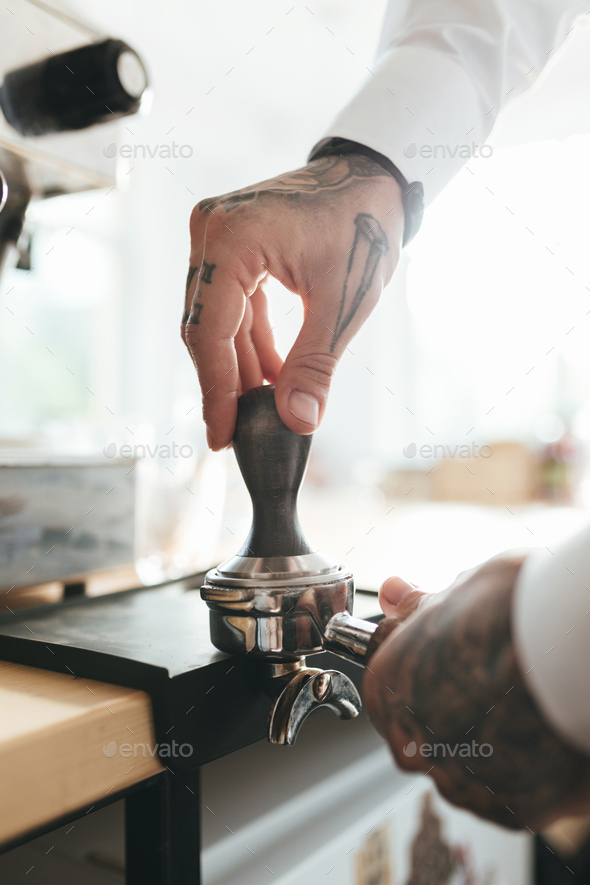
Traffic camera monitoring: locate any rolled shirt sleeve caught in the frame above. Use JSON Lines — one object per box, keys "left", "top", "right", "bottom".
{"left": 513, "top": 526, "right": 590, "bottom": 755}
{"left": 317, "top": 0, "right": 585, "bottom": 203}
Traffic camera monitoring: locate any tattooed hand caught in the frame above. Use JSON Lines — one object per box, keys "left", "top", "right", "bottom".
{"left": 364, "top": 557, "right": 590, "bottom": 830}
{"left": 182, "top": 155, "right": 404, "bottom": 449}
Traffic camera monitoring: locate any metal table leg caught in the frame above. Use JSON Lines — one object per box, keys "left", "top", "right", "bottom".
{"left": 126, "top": 769, "right": 201, "bottom": 885}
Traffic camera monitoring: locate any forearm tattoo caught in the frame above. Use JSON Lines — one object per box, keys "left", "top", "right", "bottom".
{"left": 373, "top": 560, "right": 590, "bottom": 829}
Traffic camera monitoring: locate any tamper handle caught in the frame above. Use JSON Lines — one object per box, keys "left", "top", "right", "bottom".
{"left": 233, "top": 385, "right": 315, "bottom": 559}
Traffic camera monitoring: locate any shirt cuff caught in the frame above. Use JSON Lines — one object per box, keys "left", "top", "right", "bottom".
{"left": 313, "top": 44, "right": 488, "bottom": 206}
{"left": 513, "top": 526, "right": 590, "bottom": 755}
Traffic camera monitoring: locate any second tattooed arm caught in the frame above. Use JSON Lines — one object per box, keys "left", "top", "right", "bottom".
{"left": 182, "top": 155, "right": 404, "bottom": 449}
{"left": 364, "top": 558, "right": 590, "bottom": 830}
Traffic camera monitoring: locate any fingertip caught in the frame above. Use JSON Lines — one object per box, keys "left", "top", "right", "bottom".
{"left": 288, "top": 390, "right": 319, "bottom": 429}
{"left": 379, "top": 576, "right": 415, "bottom": 609}
{"left": 274, "top": 399, "right": 312, "bottom": 434}
{"left": 274, "top": 380, "right": 325, "bottom": 435}
{"left": 212, "top": 427, "right": 235, "bottom": 451}
{"left": 208, "top": 435, "right": 232, "bottom": 452}
{"left": 204, "top": 413, "right": 236, "bottom": 451}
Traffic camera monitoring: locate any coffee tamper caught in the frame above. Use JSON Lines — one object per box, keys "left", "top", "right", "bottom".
{"left": 201, "top": 385, "right": 389, "bottom": 744}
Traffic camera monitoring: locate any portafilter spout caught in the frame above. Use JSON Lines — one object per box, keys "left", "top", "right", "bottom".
{"left": 201, "top": 385, "right": 391, "bottom": 744}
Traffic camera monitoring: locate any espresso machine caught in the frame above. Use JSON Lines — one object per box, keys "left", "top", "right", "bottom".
{"left": 202, "top": 385, "right": 394, "bottom": 745}
{"left": 0, "top": 0, "right": 148, "bottom": 278}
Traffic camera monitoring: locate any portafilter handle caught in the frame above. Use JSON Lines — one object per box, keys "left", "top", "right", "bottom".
{"left": 323, "top": 612, "right": 380, "bottom": 666}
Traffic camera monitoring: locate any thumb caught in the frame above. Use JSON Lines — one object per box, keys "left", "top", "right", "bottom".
{"left": 274, "top": 271, "right": 375, "bottom": 434}
{"left": 379, "top": 576, "right": 429, "bottom": 619}
{"left": 274, "top": 309, "right": 337, "bottom": 433}
{"left": 365, "top": 578, "right": 432, "bottom": 664}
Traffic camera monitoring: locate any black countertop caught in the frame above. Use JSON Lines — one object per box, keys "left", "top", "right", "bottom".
{"left": 0, "top": 577, "right": 381, "bottom": 769}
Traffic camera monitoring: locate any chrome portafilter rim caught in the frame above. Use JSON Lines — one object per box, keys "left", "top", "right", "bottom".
{"left": 203, "top": 551, "right": 352, "bottom": 592}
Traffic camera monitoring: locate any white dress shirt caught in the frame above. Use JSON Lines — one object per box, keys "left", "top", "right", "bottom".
{"left": 319, "top": 0, "right": 587, "bottom": 204}
{"left": 319, "top": 0, "right": 590, "bottom": 753}
{"left": 514, "top": 526, "right": 590, "bottom": 754}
